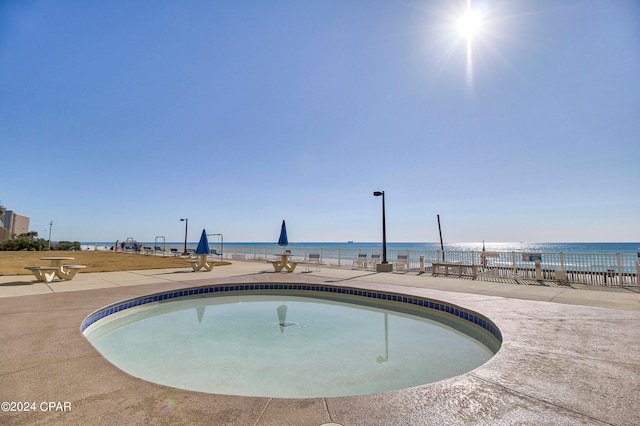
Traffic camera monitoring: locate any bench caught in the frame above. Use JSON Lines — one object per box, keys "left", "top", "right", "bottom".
{"left": 432, "top": 262, "right": 477, "bottom": 279}
{"left": 56, "top": 265, "right": 86, "bottom": 280}
{"left": 25, "top": 266, "right": 59, "bottom": 283}
{"left": 170, "top": 248, "right": 181, "bottom": 257}
{"left": 143, "top": 246, "right": 153, "bottom": 255}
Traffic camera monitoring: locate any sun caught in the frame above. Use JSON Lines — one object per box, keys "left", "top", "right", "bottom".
{"left": 458, "top": 10, "right": 482, "bottom": 39}
{"left": 426, "top": 0, "right": 519, "bottom": 88}
{"left": 454, "top": 1, "right": 490, "bottom": 87}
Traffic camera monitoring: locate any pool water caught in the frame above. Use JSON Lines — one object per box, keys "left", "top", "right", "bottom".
{"left": 84, "top": 293, "right": 499, "bottom": 398}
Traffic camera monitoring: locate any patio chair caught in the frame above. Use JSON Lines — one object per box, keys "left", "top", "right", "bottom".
{"left": 353, "top": 253, "right": 367, "bottom": 269}
{"left": 395, "top": 254, "right": 409, "bottom": 273}
{"left": 368, "top": 253, "right": 381, "bottom": 269}
{"left": 305, "top": 253, "right": 321, "bottom": 272}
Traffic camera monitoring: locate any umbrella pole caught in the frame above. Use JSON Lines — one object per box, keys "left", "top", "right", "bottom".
{"left": 437, "top": 214, "right": 445, "bottom": 262}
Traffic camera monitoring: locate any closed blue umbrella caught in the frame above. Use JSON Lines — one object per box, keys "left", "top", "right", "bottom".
{"left": 277, "top": 220, "right": 288, "bottom": 247}
{"left": 195, "top": 229, "right": 210, "bottom": 255}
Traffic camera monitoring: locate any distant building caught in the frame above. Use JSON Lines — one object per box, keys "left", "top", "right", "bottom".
{"left": 0, "top": 227, "right": 10, "bottom": 243}
{"left": 2, "top": 210, "right": 30, "bottom": 237}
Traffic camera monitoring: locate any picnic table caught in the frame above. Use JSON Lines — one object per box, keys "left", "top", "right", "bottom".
{"left": 25, "top": 257, "right": 86, "bottom": 282}
{"left": 271, "top": 254, "right": 298, "bottom": 273}
{"left": 186, "top": 255, "right": 214, "bottom": 272}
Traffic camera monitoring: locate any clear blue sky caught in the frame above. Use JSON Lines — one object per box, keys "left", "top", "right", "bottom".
{"left": 2, "top": 0, "right": 638, "bottom": 243}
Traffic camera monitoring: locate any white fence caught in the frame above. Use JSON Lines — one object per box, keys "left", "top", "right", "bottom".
{"left": 221, "top": 246, "right": 639, "bottom": 288}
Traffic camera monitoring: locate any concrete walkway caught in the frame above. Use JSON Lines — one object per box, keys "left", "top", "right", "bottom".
{"left": 1, "top": 261, "right": 639, "bottom": 425}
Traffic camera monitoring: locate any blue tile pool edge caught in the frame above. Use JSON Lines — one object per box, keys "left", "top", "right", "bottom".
{"left": 80, "top": 283, "right": 502, "bottom": 343}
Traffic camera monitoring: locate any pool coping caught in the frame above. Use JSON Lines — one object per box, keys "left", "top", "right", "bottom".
{"left": 1, "top": 266, "right": 639, "bottom": 425}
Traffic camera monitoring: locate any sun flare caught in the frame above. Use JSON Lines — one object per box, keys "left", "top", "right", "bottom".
{"left": 458, "top": 10, "right": 482, "bottom": 38}
{"left": 455, "top": 1, "right": 490, "bottom": 87}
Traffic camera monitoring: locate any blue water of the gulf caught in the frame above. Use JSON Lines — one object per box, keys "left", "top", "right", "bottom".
{"left": 83, "top": 241, "right": 640, "bottom": 255}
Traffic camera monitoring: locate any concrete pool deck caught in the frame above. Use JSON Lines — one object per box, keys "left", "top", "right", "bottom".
{"left": 1, "top": 261, "right": 639, "bottom": 425}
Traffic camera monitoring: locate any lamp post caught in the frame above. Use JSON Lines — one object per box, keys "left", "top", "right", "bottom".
{"left": 48, "top": 221, "right": 53, "bottom": 251}
{"left": 373, "top": 191, "right": 391, "bottom": 271}
{"left": 180, "top": 218, "right": 188, "bottom": 255}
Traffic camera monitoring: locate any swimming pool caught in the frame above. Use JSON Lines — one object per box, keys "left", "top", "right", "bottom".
{"left": 82, "top": 283, "right": 502, "bottom": 398}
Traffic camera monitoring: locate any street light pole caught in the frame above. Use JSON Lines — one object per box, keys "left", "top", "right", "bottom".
{"left": 180, "top": 218, "right": 188, "bottom": 255}
{"left": 373, "top": 191, "right": 387, "bottom": 265}
{"left": 48, "top": 221, "right": 53, "bottom": 251}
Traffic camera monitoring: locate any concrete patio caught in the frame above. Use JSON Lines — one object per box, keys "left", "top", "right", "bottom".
{"left": 1, "top": 260, "right": 639, "bottom": 425}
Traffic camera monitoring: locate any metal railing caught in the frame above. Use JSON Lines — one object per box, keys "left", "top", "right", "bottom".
{"left": 221, "top": 245, "right": 639, "bottom": 288}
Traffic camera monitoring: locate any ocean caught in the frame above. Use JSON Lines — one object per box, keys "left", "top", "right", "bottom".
{"left": 82, "top": 241, "right": 640, "bottom": 255}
